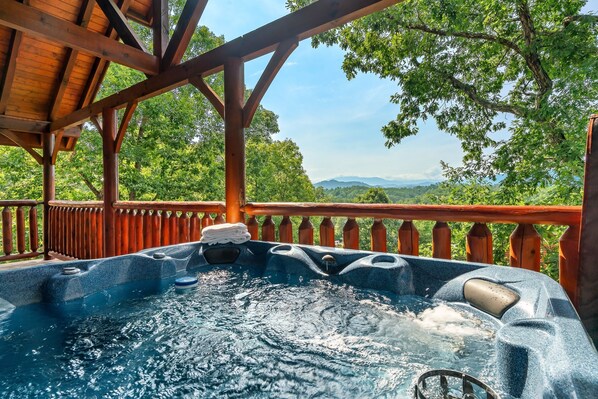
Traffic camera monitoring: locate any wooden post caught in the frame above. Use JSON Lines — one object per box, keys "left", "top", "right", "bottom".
{"left": 432, "top": 221, "right": 451, "bottom": 259}
{"left": 509, "top": 223, "right": 541, "bottom": 271}
{"left": 102, "top": 107, "right": 118, "bottom": 257}
{"left": 343, "top": 218, "right": 359, "bottom": 250}
{"left": 42, "top": 132, "right": 55, "bottom": 259}
{"left": 319, "top": 217, "right": 335, "bottom": 247}
{"left": 371, "top": 219, "right": 387, "bottom": 252}
{"left": 560, "top": 225, "right": 580, "bottom": 306}
{"left": 262, "top": 215, "right": 275, "bottom": 241}
{"left": 577, "top": 114, "right": 598, "bottom": 340}
{"left": 298, "top": 216, "right": 314, "bottom": 245}
{"left": 224, "top": 57, "right": 245, "bottom": 223}
{"left": 279, "top": 215, "right": 293, "bottom": 243}
{"left": 246, "top": 215, "right": 259, "bottom": 240}
{"left": 398, "top": 220, "right": 419, "bottom": 255}
{"left": 466, "top": 223, "right": 493, "bottom": 264}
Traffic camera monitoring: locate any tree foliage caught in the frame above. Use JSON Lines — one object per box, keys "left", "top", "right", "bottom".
{"left": 288, "top": 0, "right": 598, "bottom": 203}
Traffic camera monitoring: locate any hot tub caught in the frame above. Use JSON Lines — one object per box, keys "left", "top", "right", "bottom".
{"left": 0, "top": 241, "right": 597, "bottom": 398}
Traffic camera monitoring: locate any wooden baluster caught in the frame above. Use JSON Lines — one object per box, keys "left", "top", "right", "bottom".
{"left": 169, "top": 211, "right": 178, "bottom": 244}
{"left": 60, "top": 207, "right": 66, "bottom": 254}
{"left": 135, "top": 210, "right": 144, "bottom": 250}
{"left": 214, "top": 213, "right": 225, "bottom": 224}
{"left": 128, "top": 210, "right": 137, "bottom": 254}
{"left": 143, "top": 210, "right": 152, "bottom": 249}
{"left": 371, "top": 219, "right": 387, "bottom": 252}
{"left": 84, "top": 209, "right": 91, "bottom": 259}
{"left": 319, "top": 217, "right": 335, "bottom": 247}
{"left": 343, "top": 218, "right": 359, "bottom": 250}
{"left": 55, "top": 207, "right": 60, "bottom": 254}
{"left": 262, "top": 215, "right": 275, "bottom": 241}
{"left": 201, "top": 213, "right": 214, "bottom": 232}
{"left": 246, "top": 215, "right": 259, "bottom": 240}
{"left": 398, "top": 220, "right": 419, "bottom": 256}
{"left": 161, "top": 211, "right": 170, "bottom": 246}
{"left": 71, "top": 207, "right": 77, "bottom": 257}
{"left": 2, "top": 207, "right": 13, "bottom": 256}
{"left": 559, "top": 225, "right": 581, "bottom": 307}
{"left": 97, "top": 209, "right": 104, "bottom": 258}
{"left": 432, "top": 221, "right": 451, "bottom": 259}
{"left": 65, "top": 208, "right": 71, "bottom": 256}
{"left": 50, "top": 206, "right": 56, "bottom": 253}
{"left": 16, "top": 206, "right": 25, "bottom": 254}
{"left": 47, "top": 206, "right": 53, "bottom": 253}
{"left": 298, "top": 217, "right": 314, "bottom": 245}
{"left": 190, "top": 212, "right": 201, "bottom": 241}
{"left": 279, "top": 216, "right": 293, "bottom": 243}
{"left": 510, "top": 223, "right": 541, "bottom": 271}
{"left": 114, "top": 209, "right": 122, "bottom": 256}
{"left": 76, "top": 208, "right": 83, "bottom": 259}
{"left": 121, "top": 209, "right": 131, "bottom": 255}
{"left": 29, "top": 206, "right": 39, "bottom": 253}
{"left": 467, "top": 223, "right": 493, "bottom": 264}
{"left": 179, "top": 212, "right": 190, "bottom": 243}
{"left": 151, "top": 210, "right": 161, "bottom": 247}
{"left": 89, "top": 208, "right": 97, "bottom": 259}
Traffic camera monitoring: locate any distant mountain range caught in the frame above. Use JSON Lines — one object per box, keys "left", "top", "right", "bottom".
{"left": 315, "top": 176, "right": 442, "bottom": 189}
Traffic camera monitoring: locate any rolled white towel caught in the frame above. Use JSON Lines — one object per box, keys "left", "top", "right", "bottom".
{"left": 200, "top": 222, "right": 251, "bottom": 245}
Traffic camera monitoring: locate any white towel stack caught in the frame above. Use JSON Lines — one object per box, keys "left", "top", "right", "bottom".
{"left": 200, "top": 222, "right": 251, "bottom": 245}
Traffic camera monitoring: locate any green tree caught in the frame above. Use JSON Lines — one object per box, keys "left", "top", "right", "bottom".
{"left": 288, "top": 0, "right": 598, "bottom": 203}
{"left": 355, "top": 187, "right": 391, "bottom": 203}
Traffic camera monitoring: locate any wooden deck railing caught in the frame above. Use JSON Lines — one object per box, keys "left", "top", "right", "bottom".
{"left": 0, "top": 200, "right": 41, "bottom": 262}
{"left": 243, "top": 202, "right": 583, "bottom": 303}
{"left": 47, "top": 200, "right": 226, "bottom": 259}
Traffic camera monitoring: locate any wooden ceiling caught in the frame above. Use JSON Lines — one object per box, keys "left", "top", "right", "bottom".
{"left": 0, "top": 0, "right": 161, "bottom": 155}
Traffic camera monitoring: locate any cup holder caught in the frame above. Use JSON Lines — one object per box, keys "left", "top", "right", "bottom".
{"left": 371, "top": 255, "right": 398, "bottom": 266}
{"left": 271, "top": 244, "right": 293, "bottom": 253}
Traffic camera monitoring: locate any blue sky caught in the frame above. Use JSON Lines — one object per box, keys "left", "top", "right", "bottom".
{"left": 201, "top": 0, "right": 597, "bottom": 183}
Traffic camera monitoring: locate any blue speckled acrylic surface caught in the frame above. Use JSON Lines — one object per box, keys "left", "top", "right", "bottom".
{"left": 0, "top": 241, "right": 597, "bottom": 398}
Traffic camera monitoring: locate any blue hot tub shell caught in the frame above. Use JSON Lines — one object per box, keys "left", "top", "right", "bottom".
{"left": 0, "top": 241, "right": 597, "bottom": 398}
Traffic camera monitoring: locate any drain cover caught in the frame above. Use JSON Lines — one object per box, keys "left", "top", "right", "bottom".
{"left": 414, "top": 369, "right": 500, "bottom": 399}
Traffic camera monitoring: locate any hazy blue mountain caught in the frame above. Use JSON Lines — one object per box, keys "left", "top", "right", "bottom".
{"left": 317, "top": 176, "right": 442, "bottom": 188}
{"left": 314, "top": 179, "right": 371, "bottom": 189}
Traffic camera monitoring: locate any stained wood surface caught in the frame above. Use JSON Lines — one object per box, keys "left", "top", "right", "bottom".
{"left": 243, "top": 203, "right": 581, "bottom": 225}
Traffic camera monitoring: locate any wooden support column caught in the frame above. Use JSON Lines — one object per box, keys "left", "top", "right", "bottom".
{"left": 578, "top": 114, "right": 598, "bottom": 342}
{"left": 102, "top": 107, "right": 118, "bottom": 257}
{"left": 223, "top": 57, "right": 245, "bottom": 223}
{"left": 42, "top": 132, "right": 55, "bottom": 260}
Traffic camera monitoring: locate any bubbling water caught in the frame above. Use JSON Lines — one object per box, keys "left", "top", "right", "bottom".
{"left": 0, "top": 267, "right": 498, "bottom": 398}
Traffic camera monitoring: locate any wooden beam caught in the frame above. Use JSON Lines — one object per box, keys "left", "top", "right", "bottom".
{"left": 0, "top": 1, "right": 159, "bottom": 75}
{"left": 115, "top": 100, "right": 138, "bottom": 152}
{"left": 77, "top": 0, "right": 133, "bottom": 109}
{"left": 243, "top": 38, "right": 298, "bottom": 127}
{"left": 0, "top": 129, "right": 43, "bottom": 164}
{"left": 152, "top": 0, "right": 169, "bottom": 58}
{"left": 96, "top": 0, "right": 148, "bottom": 53}
{"left": 189, "top": 76, "right": 224, "bottom": 119}
{"left": 224, "top": 57, "right": 245, "bottom": 223}
{"left": 0, "top": 115, "right": 49, "bottom": 133}
{"left": 48, "top": 0, "right": 96, "bottom": 121}
{"left": 51, "top": 130, "right": 64, "bottom": 165}
{"left": 161, "top": 0, "right": 208, "bottom": 69}
{"left": 51, "top": 0, "right": 399, "bottom": 131}
{"left": 0, "top": 30, "right": 22, "bottom": 115}
{"left": 90, "top": 115, "right": 103, "bottom": 133}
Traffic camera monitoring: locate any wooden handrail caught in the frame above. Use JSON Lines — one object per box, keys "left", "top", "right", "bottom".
{"left": 115, "top": 201, "right": 225, "bottom": 213}
{"left": 0, "top": 200, "right": 41, "bottom": 206}
{"left": 244, "top": 202, "right": 582, "bottom": 226}
{"left": 49, "top": 200, "right": 103, "bottom": 208}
